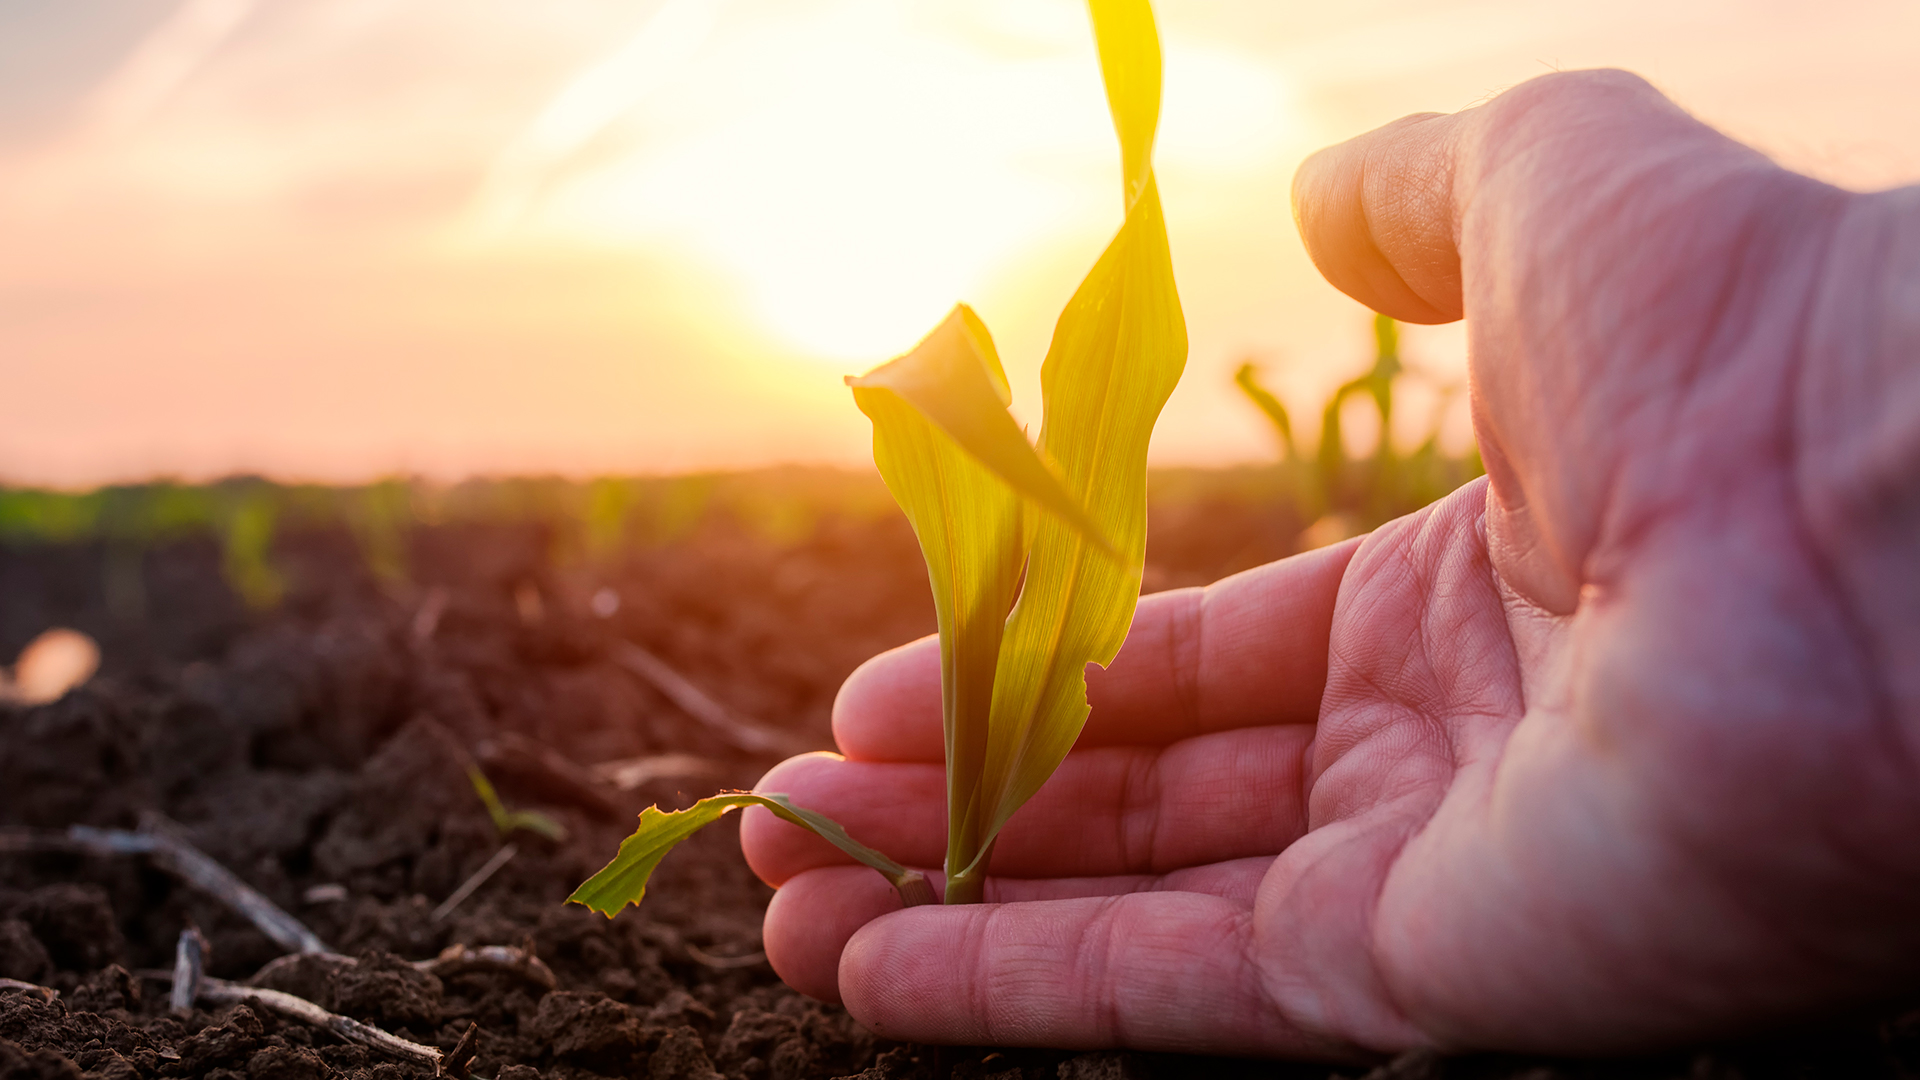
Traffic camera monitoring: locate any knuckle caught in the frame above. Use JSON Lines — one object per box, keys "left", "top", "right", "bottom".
{"left": 1491, "top": 67, "right": 1661, "bottom": 126}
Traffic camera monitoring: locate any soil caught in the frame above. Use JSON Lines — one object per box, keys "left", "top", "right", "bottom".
{"left": 1, "top": 478, "right": 1916, "bottom": 1080}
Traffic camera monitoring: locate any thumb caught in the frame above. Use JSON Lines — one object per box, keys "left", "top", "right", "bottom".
{"left": 1293, "top": 110, "right": 1469, "bottom": 325}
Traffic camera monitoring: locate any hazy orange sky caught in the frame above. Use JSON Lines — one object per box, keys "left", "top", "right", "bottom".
{"left": 3, "top": 0, "right": 1918, "bottom": 486}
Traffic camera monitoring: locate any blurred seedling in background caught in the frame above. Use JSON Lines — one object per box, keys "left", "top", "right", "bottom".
{"left": 467, "top": 765, "right": 568, "bottom": 843}
{"left": 572, "top": 0, "right": 1184, "bottom": 914}
{"left": 1236, "top": 312, "right": 1482, "bottom": 545}
{"left": 347, "top": 479, "right": 414, "bottom": 591}
{"left": 221, "top": 494, "right": 285, "bottom": 610}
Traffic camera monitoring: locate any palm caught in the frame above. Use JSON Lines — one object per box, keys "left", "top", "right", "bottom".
{"left": 742, "top": 70, "right": 1920, "bottom": 1057}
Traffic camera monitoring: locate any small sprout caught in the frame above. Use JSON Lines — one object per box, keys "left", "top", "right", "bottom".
{"left": 221, "top": 496, "right": 284, "bottom": 610}
{"left": 346, "top": 480, "right": 413, "bottom": 589}
{"left": 467, "top": 765, "right": 567, "bottom": 842}
{"left": 1237, "top": 312, "right": 1483, "bottom": 533}
{"left": 1233, "top": 362, "right": 1296, "bottom": 462}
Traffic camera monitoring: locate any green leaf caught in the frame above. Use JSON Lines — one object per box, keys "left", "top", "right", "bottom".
{"left": 467, "top": 765, "right": 512, "bottom": 833}
{"left": 502, "top": 809, "right": 568, "bottom": 842}
{"left": 569, "top": 792, "right": 934, "bottom": 916}
{"left": 1234, "top": 362, "right": 1296, "bottom": 461}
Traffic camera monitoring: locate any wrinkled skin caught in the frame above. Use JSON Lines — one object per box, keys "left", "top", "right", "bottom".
{"left": 740, "top": 70, "right": 1920, "bottom": 1058}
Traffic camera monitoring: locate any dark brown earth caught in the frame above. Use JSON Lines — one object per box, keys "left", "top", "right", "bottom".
{"left": 1, "top": 475, "right": 1916, "bottom": 1080}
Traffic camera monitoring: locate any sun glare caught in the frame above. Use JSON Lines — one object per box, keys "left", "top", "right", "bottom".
{"left": 463, "top": 0, "right": 1298, "bottom": 365}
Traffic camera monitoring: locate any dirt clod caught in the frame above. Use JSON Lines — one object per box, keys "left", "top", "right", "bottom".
{"left": 719, "top": 1009, "right": 812, "bottom": 1080}
{"left": 531, "top": 991, "right": 647, "bottom": 1071}
{"left": 833, "top": 1046, "right": 930, "bottom": 1080}
{"left": 649, "top": 1025, "right": 722, "bottom": 1080}
{"left": 328, "top": 953, "right": 441, "bottom": 1029}
{"left": 0, "top": 924, "right": 50, "bottom": 984}
{"left": 0, "top": 1037, "right": 83, "bottom": 1080}
{"left": 12, "top": 886, "right": 123, "bottom": 973}
{"left": 175, "top": 1005, "right": 266, "bottom": 1074}
{"left": 67, "top": 965, "right": 141, "bottom": 1015}
{"left": 1055, "top": 1053, "right": 1150, "bottom": 1080}
{"left": 244, "top": 1045, "right": 326, "bottom": 1080}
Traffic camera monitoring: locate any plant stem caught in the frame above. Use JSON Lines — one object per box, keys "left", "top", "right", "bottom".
{"left": 943, "top": 874, "right": 985, "bottom": 905}
{"left": 943, "top": 839, "right": 996, "bottom": 905}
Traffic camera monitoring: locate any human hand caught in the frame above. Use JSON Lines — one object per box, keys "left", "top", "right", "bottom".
{"left": 741, "top": 70, "right": 1920, "bottom": 1057}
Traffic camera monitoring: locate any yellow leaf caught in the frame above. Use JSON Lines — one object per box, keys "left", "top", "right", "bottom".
{"left": 848, "top": 0, "right": 1186, "bottom": 900}
{"left": 850, "top": 307, "right": 1113, "bottom": 557}
{"left": 1089, "top": 0, "right": 1162, "bottom": 211}
{"left": 851, "top": 356, "right": 1024, "bottom": 870}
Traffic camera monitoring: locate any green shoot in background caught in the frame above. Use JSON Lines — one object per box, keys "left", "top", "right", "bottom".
{"left": 1235, "top": 313, "right": 1483, "bottom": 539}
{"left": 467, "top": 765, "right": 568, "bottom": 843}
{"left": 569, "top": 0, "right": 1184, "bottom": 916}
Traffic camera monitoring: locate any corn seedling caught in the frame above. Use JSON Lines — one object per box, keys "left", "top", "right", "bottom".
{"left": 467, "top": 765, "right": 568, "bottom": 843}
{"left": 1235, "top": 313, "right": 1483, "bottom": 537}
{"left": 222, "top": 495, "right": 285, "bottom": 610}
{"left": 571, "top": 0, "right": 1184, "bottom": 915}
{"left": 347, "top": 480, "right": 413, "bottom": 589}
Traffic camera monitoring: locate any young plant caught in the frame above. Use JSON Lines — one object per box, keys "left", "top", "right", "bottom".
{"left": 1235, "top": 313, "right": 1484, "bottom": 535}
{"left": 572, "top": 0, "right": 1185, "bottom": 916}
{"left": 468, "top": 765, "right": 569, "bottom": 843}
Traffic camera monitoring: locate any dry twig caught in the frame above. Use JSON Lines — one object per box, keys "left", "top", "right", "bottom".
{"left": 138, "top": 814, "right": 335, "bottom": 955}
{"left": 419, "top": 943, "right": 557, "bottom": 990}
{"left": 250, "top": 942, "right": 557, "bottom": 993}
{"left": 144, "top": 969, "right": 441, "bottom": 1070}
{"left": 3, "top": 821, "right": 334, "bottom": 956}
{"left": 171, "top": 928, "right": 209, "bottom": 1013}
{"left": 683, "top": 943, "right": 768, "bottom": 970}
{"left": 0, "top": 979, "right": 57, "bottom": 1001}
{"left": 443, "top": 1022, "right": 480, "bottom": 1080}
{"left": 200, "top": 979, "right": 443, "bottom": 1069}
{"left": 431, "top": 844, "right": 518, "bottom": 923}
{"left": 609, "top": 640, "right": 807, "bottom": 756}
{"left": 474, "top": 733, "right": 622, "bottom": 818}
{"left": 589, "top": 752, "right": 718, "bottom": 792}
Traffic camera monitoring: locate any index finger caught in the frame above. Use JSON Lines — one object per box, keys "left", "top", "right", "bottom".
{"left": 833, "top": 536, "right": 1361, "bottom": 762}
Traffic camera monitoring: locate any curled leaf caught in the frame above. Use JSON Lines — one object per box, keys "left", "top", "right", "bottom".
{"left": 850, "top": 307, "right": 1113, "bottom": 557}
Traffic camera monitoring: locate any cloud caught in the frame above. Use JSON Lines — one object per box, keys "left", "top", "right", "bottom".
{"left": 469, "top": 0, "right": 724, "bottom": 237}
{"left": 86, "top": 0, "right": 257, "bottom": 136}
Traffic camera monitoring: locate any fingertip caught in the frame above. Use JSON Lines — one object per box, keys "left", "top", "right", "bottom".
{"left": 831, "top": 635, "right": 943, "bottom": 761}
{"left": 764, "top": 866, "right": 905, "bottom": 1004}
{"left": 1292, "top": 111, "right": 1465, "bottom": 324}
{"left": 743, "top": 752, "right": 847, "bottom": 886}
{"left": 839, "top": 905, "right": 975, "bottom": 1041}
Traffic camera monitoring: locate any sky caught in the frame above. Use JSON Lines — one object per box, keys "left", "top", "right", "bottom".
{"left": 2, "top": 0, "right": 1918, "bottom": 487}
